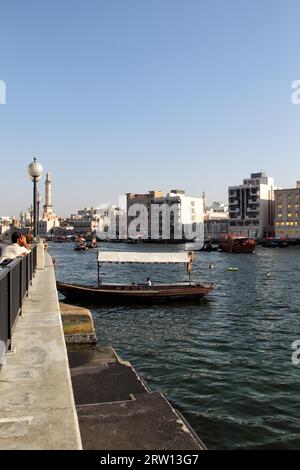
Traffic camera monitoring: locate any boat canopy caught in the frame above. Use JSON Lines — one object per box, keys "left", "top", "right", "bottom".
{"left": 97, "top": 251, "right": 192, "bottom": 264}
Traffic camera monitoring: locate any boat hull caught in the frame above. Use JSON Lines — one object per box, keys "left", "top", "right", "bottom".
{"left": 57, "top": 281, "right": 214, "bottom": 304}
{"left": 219, "top": 238, "right": 256, "bottom": 253}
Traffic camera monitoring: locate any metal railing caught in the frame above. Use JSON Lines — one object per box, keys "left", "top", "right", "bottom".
{"left": 0, "top": 246, "right": 37, "bottom": 366}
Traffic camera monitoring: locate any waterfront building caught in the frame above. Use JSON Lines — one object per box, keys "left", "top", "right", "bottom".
{"left": 228, "top": 172, "right": 277, "bottom": 238}
{"left": 0, "top": 216, "right": 13, "bottom": 239}
{"left": 126, "top": 190, "right": 204, "bottom": 240}
{"left": 66, "top": 207, "right": 99, "bottom": 235}
{"left": 0, "top": 216, "right": 20, "bottom": 241}
{"left": 275, "top": 181, "right": 300, "bottom": 239}
{"left": 204, "top": 201, "right": 229, "bottom": 241}
{"left": 96, "top": 204, "right": 123, "bottom": 239}
{"left": 20, "top": 210, "right": 32, "bottom": 227}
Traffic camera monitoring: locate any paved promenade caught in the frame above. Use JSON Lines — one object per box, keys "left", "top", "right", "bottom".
{"left": 0, "top": 253, "right": 82, "bottom": 449}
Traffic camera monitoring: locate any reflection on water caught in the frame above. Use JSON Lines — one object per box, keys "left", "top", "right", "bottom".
{"left": 50, "top": 242, "right": 300, "bottom": 449}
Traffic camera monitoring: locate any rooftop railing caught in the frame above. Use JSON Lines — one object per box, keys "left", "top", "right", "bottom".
{"left": 0, "top": 246, "right": 37, "bottom": 367}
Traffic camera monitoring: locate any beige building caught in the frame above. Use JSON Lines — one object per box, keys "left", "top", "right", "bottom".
{"left": 127, "top": 190, "right": 204, "bottom": 240}
{"left": 275, "top": 181, "right": 300, "bottom": 239}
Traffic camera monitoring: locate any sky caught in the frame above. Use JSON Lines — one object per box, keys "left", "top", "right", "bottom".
{"left": 1, "top": 0, "right": 300, "bottom": 217}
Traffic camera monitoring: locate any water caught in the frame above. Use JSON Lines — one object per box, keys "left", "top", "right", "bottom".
{"left": 49, "top": 242, "right": 300, "bottom": 449}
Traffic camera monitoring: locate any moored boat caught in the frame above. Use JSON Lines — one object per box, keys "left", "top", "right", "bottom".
{"left": 261, "top": 237, "right": 288, "bottom": 248}
{"left": 219, "top": 235, "right": 256, "bottom": 253}
{"left": 57, "top": 250, "right": 214, "bottom": 304}
{"left": 56, "top": 281, "right": 214, "bottom": 304}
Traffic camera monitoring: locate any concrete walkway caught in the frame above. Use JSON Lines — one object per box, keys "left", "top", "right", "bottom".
{"left": 69, "top": 348, "right": 205, "bottom": 450}
{"left": 0, "top": 254, "right": 82, "bottom": 449}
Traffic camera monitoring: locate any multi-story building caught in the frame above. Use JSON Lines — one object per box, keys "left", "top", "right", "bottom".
{"left": 275, "top": 181, "right": 300, "bottom": 240}
{"left": 66, "top": 207, "right": 99, "bottom": 235}
{"left": 20, "top": 210, "right": 32, "bottom": 228}
{"left": 204, "top": 201, "right": 229, "bottom": 241}
{"left": 228, "top": 172, "right": 276, "bottom": 238}
{"left": 66, "top": 217, "right": 97, "bottom": 235}
{"left": 126, "top": 190, "right": 204, "bottom": 241}
{"left": 39, "top": 219, "right": 60, "bottom": 237}
{"left": 0, "top": 217, "right": 13, "bottom": 239}
{"left": 96, "top": 204, "right": 123, "bottom": 239}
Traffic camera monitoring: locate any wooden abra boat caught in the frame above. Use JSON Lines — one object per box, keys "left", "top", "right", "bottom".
{"left": 56, "top": 281, "right": 214, "bottom": 303}
{"left": 219, "top": 235, "right": 256, "bottom": 253}
{"left": 57, "top": 251, "right": 214, "bottom": 304}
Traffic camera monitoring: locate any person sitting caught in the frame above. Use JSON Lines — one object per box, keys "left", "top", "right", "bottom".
{"left": 0, "top": 232, "right": 31, "bottom": 265}
{"left": 146, "top": 277, "right": 152, "bottom": 286}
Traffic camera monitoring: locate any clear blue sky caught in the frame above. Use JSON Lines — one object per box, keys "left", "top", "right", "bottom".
{"left": 1, "top": 0, "right": 300, "bottom": 217}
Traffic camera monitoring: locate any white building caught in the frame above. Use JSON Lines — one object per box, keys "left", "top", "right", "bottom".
{"left": 20, "top": 210, "right": 32, "bottom": 227}
{"left": 39, "top": 219, "right": 60, "bottom": 237}
{"left": 96, "top": 204, "right": 121, "bottom": 237}
{"left": 0, "top": 217, "right": 12, "bottom": 239}
{"left": 204, "top": 202, "right": 229, "bottom": 241}
{"left": 228, "top": 172, "right": 277, "bottom": 238}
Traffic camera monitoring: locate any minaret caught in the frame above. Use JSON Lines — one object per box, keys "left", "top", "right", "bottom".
{"left": 202, "top": 190, "right": 206, "bottom": 212}
{"left": 43, "top": 173, "right": 53, "bottom": 219}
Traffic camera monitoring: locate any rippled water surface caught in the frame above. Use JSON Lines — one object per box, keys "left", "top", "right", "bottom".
{"left": 50, "top": 242, "right": 300, "bottom": 449}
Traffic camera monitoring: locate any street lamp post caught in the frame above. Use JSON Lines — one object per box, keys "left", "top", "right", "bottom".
{"left": 37, "top": 192, "right": 42, "bottom": 227}
{"left": 28, "top": 158, "right": 43, "bottom": 240}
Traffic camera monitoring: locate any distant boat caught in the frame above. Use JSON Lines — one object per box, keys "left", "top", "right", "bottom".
{"left": 74, "top": 243, "right": 88, "bottom": 252}
{"left": 57, "top": 251, "right": 214, "bottom": 304}
{"left": 261, "top": 238, "right": 288, "bottom": 248}
{"left": 219, "top": 235, "right": 256, "bottom": 253}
